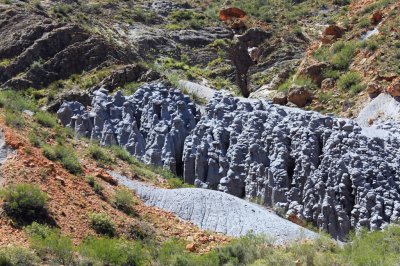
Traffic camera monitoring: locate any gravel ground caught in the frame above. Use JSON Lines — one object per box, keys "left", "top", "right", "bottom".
{"left": 110, "top": 172, "right": 319, "bottom": 244}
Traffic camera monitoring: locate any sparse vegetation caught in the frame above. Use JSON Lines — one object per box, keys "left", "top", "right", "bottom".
{"left": 337, "top": 71, "right": 365, "bottom": 95}
{"left": 26, "top": 223, "right": 75, "bottom": 265}
{"left": 43, "top": 144, "right": 82, "bottom": 174}
{"left": 86, "top": 175, "right": 104, "bottom": 194}
{"left": 112, "top": 188, "right": 137, "bottom": 215}
{"left": 34, "top": 111, "right": 57, "bottom": 128}
{"left": 0, "top": 184, "right": 48, "bottom": 223}
{"left": 89, "top": 213, "right": 116, "bottom": 237}
{"left": 88, "top": 144, "right": 113, "bottom": 165}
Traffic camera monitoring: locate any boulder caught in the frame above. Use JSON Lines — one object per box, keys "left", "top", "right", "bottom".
{"left": 371, "top": 10, "right": 383, "bottom": 25}
{"left": 321, "top": 78, "right": 335, "bottom": 90}
{"left": 287, "top": 85, "right": 312, "bottom": 107}
{"left": 387, "top": 78, "right": 400, "bottom": 97}
{"left": 320, "top": 24, "right": 345, "bottom": 44}
{"left": 298, "top": 62, "right": 329, "bottom": 86}
{"left": 219, "top": 7, "right": 246, "bottom": 21}
{"left": 272, "top": 91, "right": 288, "bottom": 105}
{"left": 367, "top": 81, "right": 382, "bottom": 98}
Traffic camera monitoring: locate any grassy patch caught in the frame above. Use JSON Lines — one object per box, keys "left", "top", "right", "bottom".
{"left": 86, "top": 175, "right": 103, "bottom": 194}
{"left": 337, "top": 71, "right": 364, "bottom": 94}
{"left": 43, "top": 144, "right": 82, "bottom": 174}
{"left": 112, "top": 188, "right": 137, "bottom": 215}
{"left": 88, "top": 144, "right": 113, "bottom": 165}
{"left": 34, "top": 111, "right": 58, "bottom": 128}
{"left": 26, "top": 222, "right": 75, "bottom": 265}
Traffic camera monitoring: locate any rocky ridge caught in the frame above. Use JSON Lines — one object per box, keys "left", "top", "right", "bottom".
{"left": 59, "top": 84, "right": 400, "bottom": 240}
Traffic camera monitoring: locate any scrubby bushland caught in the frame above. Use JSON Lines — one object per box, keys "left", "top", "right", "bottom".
{"left": 0, "top": 184, "right": 48, "bottom": 224}
{"left": 26, "top": 223, "right": 75, "bottom": 265}
{"left": 1, "top": 222, "right": 400, "bottom": 265}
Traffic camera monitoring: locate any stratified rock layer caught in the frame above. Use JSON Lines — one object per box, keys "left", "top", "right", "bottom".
{"left": 58, "top": 85, "right": 400, "bottom": 240}
{"left": 57, "top": 83, "right": 199, "bottom": 175}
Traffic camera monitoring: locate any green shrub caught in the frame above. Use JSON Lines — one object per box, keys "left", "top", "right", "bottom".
{"left": 86, "top": 176, "right": 103, "bottom": 194}
{"left": 88, "top": 144, "right": 113, "bottom": 164}
{"left": 80, "top": 237, "right": 148, "bottom": 266}
{"left": 0, "top": 90, "right": 37, "bottom": 113}
{"left": 128, "top": 220, "right": 155, "bottom": 241}
{"left": 112, "top": 188, "right": 137, "bottom": 215}
{"left": 323, "top": 68, "right": 341, "bottom": 79}
{"left": 331, "top": 42, "right": 356, "bottom": 70}
{"left": 26, "top": 222, "right": 74, "bottom": 265}
{"left": 337, "top": 71, "right": 364, "bottom": 92}
{"left": 215, "top": 234, "right": 272, "bottom": 265}
{"left": 0, "top": 246, "right": 39, "bottom": 266}
{"left": 89, "top": 213, "right": 116, "bottom": 237}
{"left": 28, "top": 131, "right": 42, "bottom": 147}
{"left": 42, "top": 145, "right": 82, "bottom": 174}
{"left": 34, "top": 111, "right": 57, "bottom": 128}
{"left": 111, "top": 146, "right": 134, "bottom": 163}
{"left": 0, "top": 183, "right": 48, "bottom": 223}
{"left": 342, "top": 225, "right": 400, "bottom": 266}
{"left": 358, "top": 17, "right": 370, "bottom": 28}
{"left": 4, "top": 111, "right": 24, "bottom": 128}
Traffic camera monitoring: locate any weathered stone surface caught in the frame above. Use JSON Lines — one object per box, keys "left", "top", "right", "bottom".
{"left": 0, "top": 6, "right": 133, "bottom": 90}
{"left": 57, "top": 83, "right": 199, "bottom": 175}
{"left": 111, "top": 172, "right": 318, "bottom": 243}
{"left": 59, "top": 84, "right": 400, "bottom": 240}
{"left": 171, "top": 27, "right": 233, "bottom": 48}
{"left": 287, "top": 85, "right": 312, "bottom": 107}
{"left": 182, "top": 92, "right": 400, "bottom": 240}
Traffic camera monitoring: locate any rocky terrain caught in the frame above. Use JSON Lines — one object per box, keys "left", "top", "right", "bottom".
{"left": 111, "top": 172, "right": 318, "bottom": 243}
{"left": 1, "top": 0, "right": 400, "bottom": 265}
{"left": 58, "top": 83, "right": 400, "bottom": 240}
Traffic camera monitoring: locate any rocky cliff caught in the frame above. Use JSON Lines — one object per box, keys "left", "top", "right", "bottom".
{"left": 58, "top": 84, "right": 400, "bottom": 240}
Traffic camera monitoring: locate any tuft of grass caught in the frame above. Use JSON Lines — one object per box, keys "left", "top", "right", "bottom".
{"left": 34, "top": 111, "right": 58, "bottom": 128}
{"left": 4, "top": 111, "right": 24, "bottom": 128}
{"left": 112, "top": 188, "right": 137, "bottom": 215}
{"left": 88, "top": 144, "right": 113, "bottom": 164}
{"left": 86, "top": 176, "right": 103, "bottom": 194}
{"left": 337, "top": 71, "right": 364, "bottom": 94}
{"left": 79, "top": 237, "right": 148, "bottom": 266}
{"left": 111, "top": 145, "right": 134, "bottom": 163}
{"left": 43, "top": 145, "right": 82, "bottom": 174}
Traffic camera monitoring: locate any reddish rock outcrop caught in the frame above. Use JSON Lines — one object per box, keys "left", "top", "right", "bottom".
{"left": 288, "top": 85, "right": 312, "bottom": 107}
{"left": 371, "top": 10, "right": 383, "bottom": 25}
{"left": 387, "top": 78, "right": 400, "bottom": 97}
{"left": 219, "top": 7, "right": 246, "bottom": 21}
{"left": 320, "top": 24, "right": 345, "bottom": 44}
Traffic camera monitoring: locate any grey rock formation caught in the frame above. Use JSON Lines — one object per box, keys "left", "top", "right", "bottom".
{"left": 59, "top": 84, "right": 400, "bottom": 241}
{"left": 0, "top": 129, "right": 13, "bottom": 166}
{"left": 110, "top": 172, "right": 318, "bottom": 243}
{"left": 57, "top": 83, "right": 199, "bottom": 175}
{"left": 183, "top": 93, "right": 400, "bottom": 240}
